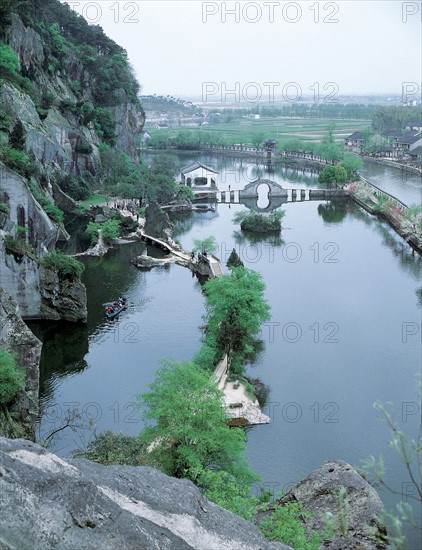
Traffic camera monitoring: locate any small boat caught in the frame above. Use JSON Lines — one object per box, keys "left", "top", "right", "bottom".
{"left": 105, "top": 298, "right": 127, "bottom": 319}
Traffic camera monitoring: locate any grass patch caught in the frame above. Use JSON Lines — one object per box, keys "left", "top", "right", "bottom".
{"left": 77, "top": 194, "right": 106, "bottom": 210}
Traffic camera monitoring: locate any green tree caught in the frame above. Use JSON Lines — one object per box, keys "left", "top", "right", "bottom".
{"left": 150, "top": 154, "right": 178, "bottom": 179}
{"left": 341, "top": 154, "right": 363, "bottom": 180}
{"left": 318, "top": 165, "right": 348, "bottom": 185}
{"left": 227, "top": 248, "right": 244, "bottom": 269}
{"left": 252, "top": 131, "right": 265, "bottom": 148}
{"left": 193, "top": 236, "right": 217, "bottom": 254}
{"left": 203, "top": 268, "right": 270, "bottom": 374}
{"left": 138, "top": 360, "right": 256, "bottom": 484}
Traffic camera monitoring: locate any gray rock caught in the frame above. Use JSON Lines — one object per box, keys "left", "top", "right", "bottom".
{"left": 257, "top": 460, "right": 386, "bottom": 549}
{"left": 51, "top": 180, "right": 77, "bottom": 213}
{"left": 39, "top": 266, "right": 87, "bottom": 323}
{"left": 110, "top": 88, "right": 146, "bottom": 158}
{"left": 144, "top": 203, "right": 174, "bottom": 242}
{"left": 132, "top": 255, "right": 174, "bottom": 269}
{"left": 0, "top": 290, "right": 41, "bottom": 439}
{"left": 0, "top": 437, "right": 288, "bottom": 550}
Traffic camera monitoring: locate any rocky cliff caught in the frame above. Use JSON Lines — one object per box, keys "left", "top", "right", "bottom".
{"left": 2, "top": 12, "right": 145, "bottom": 176}
{"left": 0, "top": 4, "right": 145, "bottom": 320}
{"left": 0, "top": 290, "right": 41, "bottom": 439}
{"left": 0, "top": 437, "right": 287, "bottom": 550}
{"left": 0, "top": 165, "right": 86, "bottom": 321}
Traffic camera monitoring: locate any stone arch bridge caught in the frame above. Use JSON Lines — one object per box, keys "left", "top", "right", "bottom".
{"left": 215, "top": 178, "right": 346, "bottom": 211}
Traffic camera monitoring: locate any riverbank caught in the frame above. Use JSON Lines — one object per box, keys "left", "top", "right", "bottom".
{"left": 344, "top": 177, "right": 422, "bottom": 254}
{"left": 362, "top": 156, "right": 422, "bottom": 176}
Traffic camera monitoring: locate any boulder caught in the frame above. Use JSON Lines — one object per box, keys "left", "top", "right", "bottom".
{"left": 144, "top": 203, "right": 174, "bottom": 242}
{"left": 256, "top": 460, "right": 386, "bottom": 549}
{"left": 39, "top": 267, "right": 87, "bottom": 323}
{"left": 0, "top": 437, "right": 289, "bottom": 550}
{"left": 132, "top": 255, "right": 174, "bottom": 269}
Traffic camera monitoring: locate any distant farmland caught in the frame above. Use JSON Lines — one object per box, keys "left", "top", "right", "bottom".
{"left": 146, "top": 117, "right": 371, "bottom": 148}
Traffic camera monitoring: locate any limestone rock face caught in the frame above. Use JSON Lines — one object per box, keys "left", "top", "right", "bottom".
{"left": 0, "top": 437, "right": 288, "bottom": 550}
{"left": 144, "top": 203, "right": 174, "bottom": 242}
{"left": 110, "top": 88, "right": 146, "bottom": 157}
{"left": 39, "top": 267, "right": 87, "bottom": 323}
{"left": 257, "top": 460, "right": 386, "bottom": 549}
{"left": 0, "top": 290, "right": 41, "bottom": 439}
{"left": 0, "top": 164, "right": 59, "bottom": 252}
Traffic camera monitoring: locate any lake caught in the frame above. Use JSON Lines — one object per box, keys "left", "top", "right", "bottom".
{"left": 30, "top": 154, "right": 422, "bottom": 547}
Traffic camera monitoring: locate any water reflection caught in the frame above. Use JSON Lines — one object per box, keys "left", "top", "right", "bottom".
{"left": 233, "top": 229, "right": 285, "bottom": 248}
{"left": 317, "top": 200, "right": 349, "bottom": 224}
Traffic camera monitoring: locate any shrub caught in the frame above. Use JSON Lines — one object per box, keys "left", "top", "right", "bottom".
{"left": 3, "top": 225, "right": 33, "bottom": 258}
{"left": 233, "top": 210, "right": 285, "bottom": 233}
{"left": 0, "top": 349, "right": 25, "bottom": 406}
{"left": 75, "top": 142, "right": 93, "bottom": 155}
{"left": 9, "top": 121, "right": 26, "bottom": 151}
{"left": 59, "top": 99, "right": 78, "bottom": 116}
{"left": 43, "top": 202, "right": 64, "bottom": 225}
{"left": 73, "top": 431, "right": 146, "bottom": 465}
{"left": 86, "top": 219, "right": 120, "bottom": 244}
{"left": 401, "top": 205, "right": 422, "bottom": 241}
{"left": 29, "top": 183, "right": 64, "bottom": 225}
{"left": 176, "top": 185, "right": 195, "bottom": 201}
{"left": 40, "top": 251, "right": 85, "bottom": 280}
{"left": 0, "top": 146, "right": 37, "bottom": 178}
{"left": 94, "top": 108, "right": 116, "bottom": 146}
{"left": 258, "top": 501, "right": 333, "bottom": 549}
{"left": 0, "top": 203, "right": 10, "bottom": 215}
{"left": 56, "top": 174, "right": 91, "bottom": 201}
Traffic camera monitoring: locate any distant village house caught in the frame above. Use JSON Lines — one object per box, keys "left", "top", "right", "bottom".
{"left": 180, "top": 161, "right": 219, "bottom": 191}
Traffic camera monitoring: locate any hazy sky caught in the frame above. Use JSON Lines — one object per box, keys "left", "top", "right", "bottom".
{"left": 66, "top": 1, "right": 421, "bottom": 100}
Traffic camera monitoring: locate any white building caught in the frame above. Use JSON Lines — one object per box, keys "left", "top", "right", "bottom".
{"left": 180, "top": 161, "right": 219, "bottom": 191}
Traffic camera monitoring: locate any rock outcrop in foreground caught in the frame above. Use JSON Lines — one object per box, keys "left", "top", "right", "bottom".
{"left": 0, "top": 437, "right": 288, "bottom": 550}
{"left": 257, "top": 460, "right": 386, "bottom": 549}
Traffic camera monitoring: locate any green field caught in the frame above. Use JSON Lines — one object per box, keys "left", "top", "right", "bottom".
{"left": 147, "top": 117, "right": 371, "bottom": 148}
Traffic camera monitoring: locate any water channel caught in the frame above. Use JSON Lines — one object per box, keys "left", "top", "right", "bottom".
{"left": 30, "top": 155, "right": 422, "bottom": 546}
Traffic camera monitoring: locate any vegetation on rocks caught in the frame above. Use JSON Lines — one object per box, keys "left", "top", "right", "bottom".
{"left": 39, "top": 251, "right": 84, "bottom": 280}
{"left": 233, "top": 209, "right": 285, "bottom": 233}
{"left": 4, "top": 225, "right": 34, "bottom": 258}
{"left": 0, "top": 349, "right": 25, "bottom": 406}
{"left": 28, "top": 183, "right": 64, "bottom": 225}
{"left": 86, "top": 219, "right": 121, "bottom": 245}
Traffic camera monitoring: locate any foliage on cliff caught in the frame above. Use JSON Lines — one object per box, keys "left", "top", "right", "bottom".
{"left": 0, "top": 0, "right": 140, "bottom": 108}
{"left": 39, "top": 251, "right": 84, "bottom": 280}
{"left": 0, "top": 349, "right": 25, "bottom": 406}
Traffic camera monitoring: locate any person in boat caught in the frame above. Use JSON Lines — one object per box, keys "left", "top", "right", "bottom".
{"left": 107, "top": 306, "right": 114, "bottom": 314}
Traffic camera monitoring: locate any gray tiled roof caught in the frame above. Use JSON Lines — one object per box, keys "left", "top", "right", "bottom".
{"left": 180, "top": 161, "right": 218, "bottom": 174}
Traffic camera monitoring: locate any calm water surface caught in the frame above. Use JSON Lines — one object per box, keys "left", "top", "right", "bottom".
{"left": 31, "top": 155, "right": 421, "bottom": 547}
